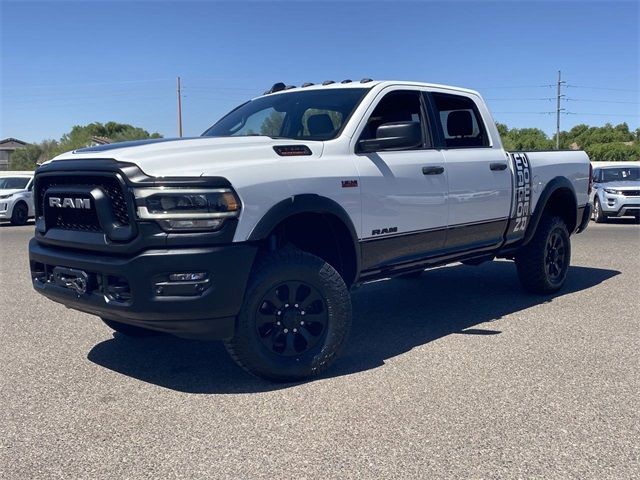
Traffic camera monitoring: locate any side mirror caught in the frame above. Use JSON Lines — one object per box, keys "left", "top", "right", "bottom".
{"left": 358, "top": 121, "right": 422, "bottom": 153}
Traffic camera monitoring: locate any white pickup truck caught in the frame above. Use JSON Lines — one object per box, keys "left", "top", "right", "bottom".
{"left": 30, "top": 79, "right": 592, "bottom": 381}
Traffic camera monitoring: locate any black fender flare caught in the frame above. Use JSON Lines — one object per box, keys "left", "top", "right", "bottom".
{"left": 522, "top": 176, "right": 577, "bottom": 246}
{"left": 247, "top": 194, "right": 361, "bottom": 279}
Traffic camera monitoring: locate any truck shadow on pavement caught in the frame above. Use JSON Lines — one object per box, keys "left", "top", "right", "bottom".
{"left": 87, "top": 262, "right": 619, "bottom": 394}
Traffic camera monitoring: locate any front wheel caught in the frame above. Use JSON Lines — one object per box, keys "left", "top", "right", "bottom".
{"left": 593, "top": 198, "right": 607, "bottom": 223}
{"left": 224, "top": 248, "right": 352, "bottom": 382}
{"left": 515, "top": 215, "right": 571, "bottom": 294}
{"left": 10, "top": 202, "right": 29, "bottom": 226}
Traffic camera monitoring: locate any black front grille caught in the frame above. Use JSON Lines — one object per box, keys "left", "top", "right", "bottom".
{"left": 36, "top": 174, "right": 131, "bottom": 232}
{"left": 621, "top": 190, "right": 640, "bottom": 197}
{"left": 44, "top": 196, "right": 102, "bottom": 232}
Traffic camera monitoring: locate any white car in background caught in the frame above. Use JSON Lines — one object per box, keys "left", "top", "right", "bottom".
{"left": 590, "top": 164, "right": 640, "bottom": 223}
{"left": 0, "top": 172, "right": 35, "bottom": 225}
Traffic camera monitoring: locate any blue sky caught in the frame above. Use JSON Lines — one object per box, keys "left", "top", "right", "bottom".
{"left": 1, "top": 0, "right": 638, "bottom": 142}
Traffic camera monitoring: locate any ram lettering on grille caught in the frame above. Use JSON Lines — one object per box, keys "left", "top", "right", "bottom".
{"left": 49, "top": 197, "right": 91, "bottom": 209}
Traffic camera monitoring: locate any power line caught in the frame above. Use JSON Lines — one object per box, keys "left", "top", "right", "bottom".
{"left": 2, "top": 78, "right": 174, "bottom": 90}
{"left": 486, "top": 97, "right": 556, "bottom": 101}
{"left": 565, "top": 98, "right": 639, "bottom": 105}
{"left": 565, "top": 112, "right": 640, "bottom": 117}
{"left": 476, "top": 84, "right": 554, "bottom": 89}
{"left": 566, "top": 84, "right": 640, "bottom": 93}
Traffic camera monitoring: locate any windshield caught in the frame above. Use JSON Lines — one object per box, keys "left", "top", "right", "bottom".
{"left": 202, "top": 88, "right": 370, "bottom": 141}
{"left": 601, "top": 167, "right": 640, "bottom": 182}
{"left": 0, "top": 177, "right": 29, "bottom": 189}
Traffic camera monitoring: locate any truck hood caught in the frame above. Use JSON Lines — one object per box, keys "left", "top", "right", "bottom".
{"left": 44, "top": 136, "right": 324, "bottom": 178}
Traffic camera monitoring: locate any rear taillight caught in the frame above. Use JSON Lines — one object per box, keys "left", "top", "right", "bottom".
{"left": 588, "top": 163, "right": 593, "bottom": 195}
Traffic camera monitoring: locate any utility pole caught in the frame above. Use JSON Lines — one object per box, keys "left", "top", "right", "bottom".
{"left": 177, "top": 76, "right": 183, "bottom": 138}
{"left": 555, "top": 70, "right": 565, "bottom": 149}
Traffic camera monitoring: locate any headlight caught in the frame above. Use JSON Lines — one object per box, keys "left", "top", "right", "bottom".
{"left": 133, "top": 187, "right": 240, "bottom": 232}
{"left": 0, "top": 193, "right": 14, "bottom": 200}
{"left": 604, "top": 188, "right": 622, "bottom": 195}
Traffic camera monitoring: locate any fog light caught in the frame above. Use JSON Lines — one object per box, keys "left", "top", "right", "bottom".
{"left": 158, "top": 218, "right": 224, "bottom": 231}
{"left": 169, "top": 272, "right": 208, "bottom": 282}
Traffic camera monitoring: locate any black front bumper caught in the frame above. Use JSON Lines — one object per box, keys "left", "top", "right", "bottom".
{"left": 29, "top": 238, "right": 257, "bottom": 339}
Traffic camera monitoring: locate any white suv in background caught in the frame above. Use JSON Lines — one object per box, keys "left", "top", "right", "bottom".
{"left": 0, "top": 172, "right": 35, "bottom": 225}
{"left": 591, "top": 165, "right": 640, "bottom": 223}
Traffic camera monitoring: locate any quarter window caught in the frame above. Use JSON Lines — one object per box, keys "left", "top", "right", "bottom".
{"left": 431, "top": 93, "right": 489, "bottom": 148}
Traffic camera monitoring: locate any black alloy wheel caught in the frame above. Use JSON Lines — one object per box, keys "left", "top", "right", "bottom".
{"left": 544, "top": 230, "right": 567, "bottom": 286}
{"left": 255, "top": 281, "right": 328, "bottom": 356}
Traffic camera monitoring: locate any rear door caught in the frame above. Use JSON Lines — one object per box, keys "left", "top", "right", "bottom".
{"left": 351, "top": 88, "right": 448, "bottom": 270}
{"left": 427, "top": 91, "right": 511, "bottom": 250}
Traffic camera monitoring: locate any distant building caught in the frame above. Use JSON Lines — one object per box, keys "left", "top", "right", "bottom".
{"left": 0, "top": 138, "right": 28, "bottom": 170}
{"left": 90, "top": 136, "right": 112, "bottom": 146}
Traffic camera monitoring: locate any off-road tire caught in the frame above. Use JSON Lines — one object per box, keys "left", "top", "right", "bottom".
{"left": 593, "top": 198, "right": 607, "bottom": 223}
{"left": 10, "top": 201, "right": 29, "bottom": 226}
{"left": 224, "top": 247, "right": 352, "bottom": 382}
{"left": 515, "top": 215, "right": 571, "bottom": 294}
{"left": 101, "top": 318, "right": 160, "bottom": 337}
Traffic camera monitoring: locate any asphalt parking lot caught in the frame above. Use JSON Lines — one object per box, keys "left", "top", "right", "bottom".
{"left": 1, "top": 220, "right": 638, "bottom": 479}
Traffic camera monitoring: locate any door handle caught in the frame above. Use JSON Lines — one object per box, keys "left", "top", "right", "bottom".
{"left": 490, "top": 162, "right": 508, "bottom": 171}
{"left": 422, "top": 166, "right": 445, "bottom": 175}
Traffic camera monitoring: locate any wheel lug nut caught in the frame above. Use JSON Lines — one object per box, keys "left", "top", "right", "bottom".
{"left": 294, "top": 304, "right": 299, "bottom": 308}
{"left": 293, "top": 328, "right": 297, "bottom": 333}
{"left": 276, "top": 321, "right": 281, "bottom": 325}
{"left": 300, "top": 311, "right": 305, "bottom": 316}
{"left": 277, "top": 310, "right": 281, "bottom": 315}
{"left": 284, "top": 328, "right": 289, "bottom": 333}
{"left": 300, "top": 321, "right": 304, "bottom": 325}
{"left": 285, "top": 304, "right": 289, "bottom": 308}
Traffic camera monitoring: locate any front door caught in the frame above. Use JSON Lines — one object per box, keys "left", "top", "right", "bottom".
{"left": 351, "top": 88, "right": 448, "bottom": 270}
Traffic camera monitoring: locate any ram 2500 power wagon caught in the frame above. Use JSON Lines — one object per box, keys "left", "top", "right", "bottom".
{"left": 29, "top": 79, "right": 592, "bottom": 381}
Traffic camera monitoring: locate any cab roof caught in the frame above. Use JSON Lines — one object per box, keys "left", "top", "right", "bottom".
{"left": 260, "top": 80, "right": 481, "bottom": 98}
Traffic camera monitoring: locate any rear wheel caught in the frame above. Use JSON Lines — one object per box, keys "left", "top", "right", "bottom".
{"left": 101, "top": 318, "right": 160, "bottom": 337}
{"left": 515, "top": 215, "right": 571, "bottom": 294}
{"left": 224, "top": 247, "right": 352, "bottom": 382}
{"left": 593, "top": 198, "right": 607, "bottom": 223}
{"left": 10, "top": 201, "right": 29, "bottom": 226}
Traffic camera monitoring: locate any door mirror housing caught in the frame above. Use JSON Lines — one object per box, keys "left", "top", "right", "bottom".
{"left": 358, "top": 121, "right": 422, "bottom": 153}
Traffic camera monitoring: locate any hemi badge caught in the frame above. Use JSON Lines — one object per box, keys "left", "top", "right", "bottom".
{"left": 341, "top": 180, "right": 358, "bottom": 188}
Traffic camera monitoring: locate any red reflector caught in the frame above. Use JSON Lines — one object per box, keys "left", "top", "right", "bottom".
{"left": 273, "top": 145, "right": 312, "bottom": 156}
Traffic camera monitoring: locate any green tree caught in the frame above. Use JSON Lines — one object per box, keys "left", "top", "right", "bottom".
{"left": 585, "top": 142, "right": 640, "bottom": 162}
{"left": 55, "top": 122, "right": 161, "bottom": 155}
{"left": 500, "top": 127, "right": 554, "bottom": 151}
{"left": 9, "top": 144, "right": 42, "bottom": 170}
{"left": 495, "top": 122, "right": 509, "bottom": 139}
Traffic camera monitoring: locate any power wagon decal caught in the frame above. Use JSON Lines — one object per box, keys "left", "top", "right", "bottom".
{"left": 512, "top": 152, "right": 532, "bottom": 233}
{"left": 505, "top": 152, "right": 533, "bottom": 244}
